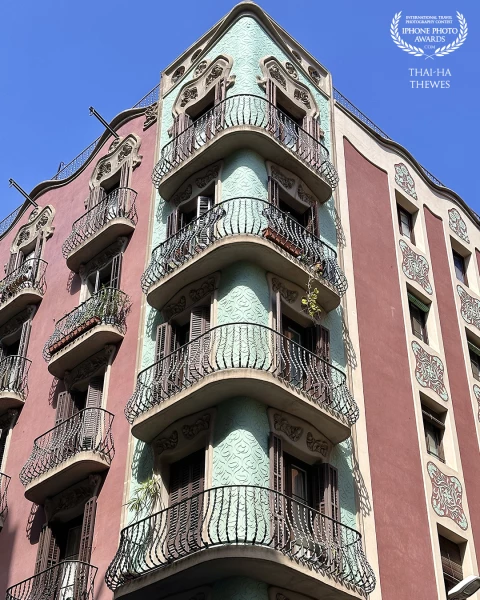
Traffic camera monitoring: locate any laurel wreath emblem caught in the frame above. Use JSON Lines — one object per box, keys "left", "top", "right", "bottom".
{"left": 390, "top": 11, "right": 468, "bottom": 58}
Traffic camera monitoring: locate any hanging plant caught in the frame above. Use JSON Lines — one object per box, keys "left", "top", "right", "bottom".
{"left": 301, "top": 262, "right": 324, "bottom": 323}
{"left": 126, "top": 476, "right": 162, "bottom": 521}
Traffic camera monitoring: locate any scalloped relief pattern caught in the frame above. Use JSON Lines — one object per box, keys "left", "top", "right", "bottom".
{"left": 427, "top": 462, "right": 468, "bottom": 530}
{"left": 411, "top": 341, "right": 448, "bottom": 401}
{"left": 395, "top": 163, "right": 417, "bottom": 200}
{"left": 448, "top": 208, "right": 470, "bottom": 243}
{"left": 457, "top": 285, "right": 480, "bottom": 330}
{"left": 399, "top": 240, "right": 433, "bottom": 294}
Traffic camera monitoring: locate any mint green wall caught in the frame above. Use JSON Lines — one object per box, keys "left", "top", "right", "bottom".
{"left": 212, "top": 577, "right": 268, "bottom": 600}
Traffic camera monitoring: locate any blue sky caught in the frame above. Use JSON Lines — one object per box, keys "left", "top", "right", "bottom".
{"left": 1, "top": 0, "right": 478, "bottom": 217}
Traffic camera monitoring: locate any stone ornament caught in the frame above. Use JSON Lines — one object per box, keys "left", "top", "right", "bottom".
{"left": 294, "top": 89, "right": 311, "bottom": 110}
{"left": 284, "top": 62, "right": 298, "bottom": 79}
{"left": 271, "top": 277, "right": 298, "bottom": 303}
{"left": 163, "top": 296, "right": 187, "bottom": 321}
{"left": 308, "top": 66, "right": 321, "bottom": 84}
{"left": 267, "top": 162, "right": 319, "bottom": 207}
{"left": 45, "top": 474, "right": 101, "bottom": 521}
{"left": 427, "top": 462, "right": 468, "bottom": 530}
{"left": 80, "top": 237, "right": 127, "bottom": 280}
{"left": 269, "top": 65, "right": 286, "bottom": 88}
{"left": 195, "top": 61, "right": 208, "bottom": 76}
{"left": 271, "top": 166, "right": 294, "bottom": 190}
{"left": 398, "top": 239, "right": 433, "bottom": 294}
{"left": 167, "top": 162, "right": 222, "bottom": 210}
{"left": 195, "top": 165, "right": 220, "bottom": 189}
{"left": 154, "top": 431, "right": 178, "bottom": 454}
{"left": 306, "top": 432, "right": 328, "bottom": 457}
{"left": 65, "top": 345, "right": 115, "bottom": 390}
{"left": 11, "top": 206, "right": 55, "bottom": 253}
{"left": 457, "top": 285, "right": 480, "bottom": 330}
{"left": 90, "top": 134, "right": 142, "bottom": 188}
{"left": 448, "top": 208, "right": 470, "bottom": 243}
{"left": 143, "top": 102, "right": 158, "bottom": 130}
{"left": 411, "top": 341, "right": 449, "bottom": 401}
{"left": 394, "top": 163, "right": 418, "bottom": 200}
{"left": 274, "top": 413, "right": 303, "bottom": 441}
{"left": 473, "top": 385, "right": 480, "bottom": 422}
{"left": 182, "top": 414, "right": 211, "bottom": 440}
{"left": 189, "top": 277, "right": 216, "bottom": 303}
{"left": 161, "top": 273, "right": 219, "bottom": 321}
{"left": 180, "top": 88, "right": 198, "bottom": 108}
{"left": 171, "top": 66, "right": 185, "bottom": 83}
{"left": 297, "top": 185, "right": 315, "bottom": 206}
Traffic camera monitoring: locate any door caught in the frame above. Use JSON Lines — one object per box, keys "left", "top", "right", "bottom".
{"left": 281, "top": 316, "right": 305, "bottom": 387}
{"left": 188, "top": 307, "right": 211, "bottom": 379}
{"left": 80, "top": 376, "right": 103, "bottom": 451}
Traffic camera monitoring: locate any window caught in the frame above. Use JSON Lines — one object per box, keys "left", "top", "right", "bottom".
{"left": 86, "top": 253, "right": 122, "bottom": 296}
{"left": 439, "top": 535, "right": 463, "bottom": 594}
{"left": 422, "top": 405, "right": 445, "bottom": 462}
{"left": 452, "top": 250, "right": 468, "bottom": 285}
{"left": 268, "top": 177, "right": 318, "bottom": 237}
{"left": 468, "top": 342, "right": 480, "bottom": 381}
{"left": 408, "top": 293, "right": 429, "bottom": 344}
{"left": 397, "top": 205, "right": 415, "bottom": 243}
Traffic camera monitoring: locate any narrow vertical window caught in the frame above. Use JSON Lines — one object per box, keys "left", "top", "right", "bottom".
{"left": 439, "top": 535, "right": 463, "bottom": 594}
{"left": 397, "top": 205, "right": 415, "bottom": 243}
{"left": 468, "top": 342, "right": 480, "bottom": 381}
{"left": 452, "top": 250, "right": 468, "bottom": 285}
{"left": 421, "top": 404, "right": 445, "bottom": 462}
{"left": 408, "top": 293, "right": 429, "bottom": 344}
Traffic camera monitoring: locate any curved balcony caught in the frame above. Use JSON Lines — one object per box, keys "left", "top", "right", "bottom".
{"left": 0, "top": 355, "right": 31, "bottom": 411}
{"left": 0, "top": 259, "right": 47, "bottom": 326}
{"left": 20, "top": 408, "right": 114, "bottom": 503}
{"left": 63, "top": 188, "right": 138, "bottom": 272}
{"left": 44, "top": 288, "right": 130, "bottom": 377}
{"left": 152, "top": 94, "right": 339, "bottom": 202}
{"left": 142, "top": 198, "right": 347, "bottom": 312}
{"left": 126, "top": 322, "right": 357, "bottom": 444}
{"left": 0, "top": 472, "right": 10, "bottom": 528}
{"left": 6, "top": 560, "right": 97, "bottom": 600}
{"left": 106, "top": 485, "right": 375, "bottom": 599}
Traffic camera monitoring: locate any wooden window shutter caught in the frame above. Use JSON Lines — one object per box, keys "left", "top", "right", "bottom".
{"left": 269, "top": 433, "right": 285, "bottom": 545}
{"left": 6, "top": 253, "right": 17, "bottom": 275}
{"left": 34, "top": 525, "right": 60, "bottom": 574}
{"left": 314, "top": 463, "right": 339, "bottom": 523}
{"left": 155, "top": 323, "right": 170, "bottom": 364}
{"left": 87, "top": 187, "right": 105, "bottom": 211}
{"left": 267, "top": 80, "right": 277, "bottom": 106}
{"left": 81, "top": 377, "right": 103, "bottom": 450}
{"left": 214, "top": 79, "right": 226, "bottom": 129}
{"left": 18, "top": 319, "right": 32, "bottom": 359}
{"left": 34, "top": 234, "right": 44, "bottom": 260}
{"left": 306, "top": 205, "right": 319, "bottom": 236}
{"left": 197, "top": 196, "right": 212, "bottom": 218}
{"left": 269, "top": 433, "right": 284, "bottom": 493}
{"left": 119, "top": 160, "right": 130, "bottom": 189}
{"left": 109, "top": 253, "right": 122, "bottom": 290}
{"left": 440, "top": 536, "right": 463, "bottom": 583}
{"left": 196, "top": 196, "right": 213, "bottom": 247}
{"left": 166, "top": 210, "right": 179, "bottom": 238}
{"left": 315, "top": 325, "right": 331, "bottom": 362}
{"left": 86, "top": 376, "right": 104, "bottom": 409}
{"left": 268, "top": 176, "right": 280, "bottom": 207}
{"left": 78, "top": 496, "right": 98, "bottom": 564}
{"left": 189, "top": 306, "right": 211, "bottom": 374}
{"left": 55, "top": 391, "right": 75, "bottom": 426}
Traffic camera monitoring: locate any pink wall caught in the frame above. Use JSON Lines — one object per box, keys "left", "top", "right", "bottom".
{"left": 425, "top": 207, "right": 480, "bottom": 569}
{"left": 0, "top": 114, "right": 157, "bottom": 596}
{"left": 344, "top": 140, "right": 438, "bottom": 599}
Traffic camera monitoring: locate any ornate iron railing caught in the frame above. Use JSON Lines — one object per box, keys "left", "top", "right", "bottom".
{"left": 152, "top": 94, "right": 339, "bottom": 190}
{"left": 6, "top": 560, "right": 97, "bottom": 600}
{"left": 0, "top": 355, "right": 31, "bottom": 401}
{"left": 62, "top": 188, "right": 138, "bottom": 258}
{"left": 19, "top": 408, "right": 114, "bottom": 487}
{"left": 0, "top": 204, "right": 24, "bottom": 239}
{"left": 125, "top": 322, "right": 358, "bottom": 426}
{"left": 0, "top": 258, "right": 47, "bottom": 307}
{"left": 0, "top": 472, "right": 10, "bottom": 524}
{"left": 142, "top": 197, "right": 347, "bottom": 297}
{"left": 333, "top": 88, "right": 445, "bottom": 188}
{"left": 43, "top": 288, "right": 130, "bottom": 361}
{"left": 105, "top": 485, "right": 375, "bottom": 594}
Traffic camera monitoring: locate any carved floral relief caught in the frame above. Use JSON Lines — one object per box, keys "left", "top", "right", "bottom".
{"left": 411, "top": 341, "right": 449, "bottom": 401}
{"left": 457, "top": 285, "right": 480, "bottom": 330}
{"left": 394, "top": 163, "right": 417, "bottom": 200}
{"left": 448, "top": 208, "right": 470, "bottom": 243}
{"left": 399, "top": 240, "right": 433, "bottom": 294}
{"left": 427, "top": 462, "right": 468, "bottom": 530}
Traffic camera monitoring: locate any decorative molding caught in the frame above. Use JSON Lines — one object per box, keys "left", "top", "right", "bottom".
{"left": 448, "top": 208, "right": 470, "bottom": 243}
{"left": 306, "top": 432, "right": 328, "bottom": 457}
{"left": 411, "top": 341, "right": 448, "bottom": 401}
{"left": 171, "top": 66, "right": 185, "bottom": 84}
{"left": 269, "top": 65, "right": 286, "bottom": 88}
{"left": 45, "top": 474, "right": 101, "bottom": 522}
{"left": 297, "top": 185, "right": 315, "bottom": 206}
{"left": 457, "top": 285, "right": 480, "bottom": 329}
{"left": 143, "top": 102, "right": 158, "bottom": 130}
{"left": 308, "top": 66, "right": 321, "bottom": 84}
{"left": 398, "top": 240, "right": 433, "bottom": 294}
{"left": 294, "top": 89, "right": 311, "bottom": 110}
{"left": 274, "top": 413, "right": 303, "bottom": 442}
{"left": 11, "top": 206, "right": 55, "bottom": 253}
{"left": 272, "top": 277, "right": 298, "bottom": 303}
{"left": 90, "top": 134, "right": 142, "bottom": 188}
{"left": 0, "top": 306, "right": 35, "bottom": 341}
{"left": 80, "top": 237, "right": 127, "bottom": 279}
{"left": 168, "top": 162, "right": 222, "bottom": 209}
{"left": 64, "top": 345, "right": 115, "bottom": 390}
{"left": 394, "top": 163, "right": 417, "bottom": 200}
{"left": 266, "top": 162, "right": 319, "bottom": 207}
{"left": 284, "top": 62, "right": 298, "bottom": 79}
{"left": 173, "top": 55, "right": 235, "bottom": 116}
{"left": 171, "top": 185, "right": 193, "bottom": 208}
{"left": 195, "top": 165, "right": 220, "bottom": 189}
{"left": 154, "top": 431, "right": 178, "bottom": 454}
{"left": 189, "top": 277, "right": 216, "bottom": 303}
{"left": 271, "top": 166, "right": 294, "bottom": 189}
{"left": 182, "top": 414, "right": 211, "bottom": 440}
{"left": 163, "top": 296, "right": 187, "bottom": 321}
{"left": 427, "top": 462, "right": 468, "bottom": 530}
{"left": 162, "top": 273, "right": 219, "bottom": 321}
{"left": 473, "top": 385, "right": 480, "bottom": 422}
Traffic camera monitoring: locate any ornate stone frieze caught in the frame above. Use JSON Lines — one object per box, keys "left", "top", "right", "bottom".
{"left": 448, "top": 208, "right": 470, "bottom": 243}
{"left": 272, "top": 277, "right": 298, "bottom": 303}
{"left": 427, "top": 462, "right": 468, "bottom": 530}
{"left": 167, "top": 163, "right": 222, "bottom": 212}
{"left": 45, "top": 474, "right": 101, "bottom": 522}
{"left": 0, "top": 306, "right": 35, "bottom": 341}
{"left": 90, "top": 134, "right": 142, "bottom": 187}
{"left": 64, "top": 345, "right": 115, "bottom": 390}
{"left": 194, "top": 61, "right": 208, "bottom": 76}
{"left": 163, "top": 296, "right": 187, "bottom": 321}
{"left": 80, "top": 237, "right": 127, "bottom": 279}
{"left": 306, "top": 432, "right": 328, "bottom": 457}
{"left": 171, "top": 185, "right": 193, "bottom": 208}
{"left": 143, "top": 102, "right": 158, "bottom": 130}
{"left": 297, "top": 185, "right": 314, "bottom": 206}
{"left": 96, "top": 162, "right": 111, "bottom": 181}
{"left": 308, "top": 66, "right": 321, "bottom": 84}
{"left": 191, "top": 49, "right": 202, "bottom": 62}
{"left": 206, "top": 64, "right": 223, "bottom": 87}
{"left": 284, "top": 62, "right": 298, "bottom": 79}
{"left": 457, "top": 285, "right": 480, "bottom": 329}
{"left": 473, "top": 385, "right": 480, "bottom": 422}
{"left": 171, "top": 66, "right": 185, "bottom": 83}
{"left": 398, "top": 240, "right": 433, "bottom": 294}
{"left": 394, "top": 163, "right": 417, "bottom": 200}
{"left": 269, "top": 66, "right": 286, "bottom": 88}
{"left": 294, "top": 89, "right": 311, "bottom": 109}
{"left": 189, "top": 277, "right": 216, "bottom": 304}
{"left": 182, "top": 414, "right": 211, "bottom": 440}
{"left": 162, "top": 274, "right": 219, "bottom": 321}
{"left": 195, "top": 165, "right": 220, "bottom": 189}
{"left": 273, "top": 413, "right": 303, "bottom": 442}
{"left": 154, "top": 431, "right": 178, "bottom": 454}
{"left": 411, "top": 341, "right": 448, "bottom": 401}
{"left": 267, "top": 162, "right": 319, "bottom": 207}
{"left": 180, "top": 87, "right": 198, "bottom": 107}
{"left": 11, "top": 206, "right": 55, "bottom": 253}
{"left": 271, "top": 166, "right": 294, "bottom": 190}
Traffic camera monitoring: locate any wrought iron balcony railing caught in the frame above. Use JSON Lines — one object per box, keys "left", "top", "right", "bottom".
{"left": 141, "top": 197, "right": 348, "bottom": 298}
{"left": 0, "top": 258, "right": 47, "bottom": 307}
{"left": 0, "top": 355, "right": 31, "bottom": 401}
{"left": 125, "top": 322, "right": 358, "bottom": 426}
{"left": 62, "top": 188, "right": 138, "bottom": 258}
{"left": 0, "top": 472, "right": 10, "bottom": 524}
{"left": 105, "top": 485, "right": 375, "bottom": 594}
{"left": 43, "top": 288, "right": 130, "bottom": 361}
{"left": 152, "top": 94, "right": 339, "bottom": 190}
{"left": 6, "top": 560, "right": 97, "bottom": 600}
{"left": 19, "top": 408, "right": 114, "bottom": 487}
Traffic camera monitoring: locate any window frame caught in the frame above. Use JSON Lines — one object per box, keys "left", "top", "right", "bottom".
{"left": 421, "top": 405, "right": 445, "bottom": 462}
{"left": 409, "top": 297, "right": 429, "bottom": 344}
{"left": 397, "top": 205, "right": 415, "bottom": 244}
{"left": 452, "top": 249, "right": 468, "bottom": 286}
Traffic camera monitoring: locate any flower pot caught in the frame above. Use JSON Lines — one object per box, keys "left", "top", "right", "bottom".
{"left": 262, "top": 227, "right": 302, "bottom": 257}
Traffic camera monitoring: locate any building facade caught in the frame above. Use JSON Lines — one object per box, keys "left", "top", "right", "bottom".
{"left": 1, "top": 4, "right": 479, "bottom": 600}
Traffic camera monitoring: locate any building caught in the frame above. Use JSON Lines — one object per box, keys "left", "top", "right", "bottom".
{"left": 1, "top": 3, "right": 479, "bottom": 600}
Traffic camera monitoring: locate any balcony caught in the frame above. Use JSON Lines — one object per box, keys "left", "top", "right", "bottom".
{"left": 20, "top": 408, "right": 114, "bottom": 503}
{"left": 44, "top": 288, "right": 130, "bottom": 377}
{"left": 152, "top": 95, "right": 339, "bottom": 202}
{"left": 125, "top": 322, "right": 357, "bottom": 444}
{"left": 105, "top": 485, "right": 375, "bottom": 599}
{"left": 0, "top": 259, "right": 47, "bottom": 326}
{"left": 63, "top": 188, "right": 138, "bottom": 272}
{"left": 0, "top": 472, "right": 10, "bottom": 528}
{"left": 142, "top": 198, "right": 347, "bottom": 312}
{"left": 6, "top": 561, "right": 97, "bottom": 600}
{"left": 0, "top": 355, "right": 31, "bottom": 412}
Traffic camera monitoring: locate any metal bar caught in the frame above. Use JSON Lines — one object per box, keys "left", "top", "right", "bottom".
{"left": 8, "top": 179, "right": 37, "bottom": 208}
{"left": 89, "top": 107, "right": 120, "bottom": 140}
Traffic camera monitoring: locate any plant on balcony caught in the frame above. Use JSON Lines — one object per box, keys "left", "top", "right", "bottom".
{"left": 125, "top": 476, "right": 161, "bottom": 522}
{"left": 301, "top": 262, "right": 324, "bottom": 323}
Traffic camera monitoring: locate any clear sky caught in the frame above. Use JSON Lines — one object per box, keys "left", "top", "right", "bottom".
{"left": 1, "top": 0, "right": 478, "bottom": 218}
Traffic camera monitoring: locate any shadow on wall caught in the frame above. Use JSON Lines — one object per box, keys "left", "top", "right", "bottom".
{"left": 340, "top": 306, "right": 357, "bottom": 370}
{"left": 48, "top": 377, "right": 62, "bottom": 406}
{"left": 66, "top": 271, "right": 81, "bottom": 295}
{"left": 26, "top": 503, "right": 44, "bottom": 544}
{"left": 132, "top": 441, "right": 154, "bottom": 485}
{"left": 341, "top": 438, "right": 371, "bottom": 518}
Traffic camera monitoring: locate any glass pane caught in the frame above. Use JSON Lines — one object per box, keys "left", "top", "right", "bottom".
{"left": 399, "top": 211, "right": 411, "bottom": 239}
{"left": 291, "top": 465, "right": 307, "bottom": 503}
{"left": 65, "top": 525, "right": 82, "bottom": 560}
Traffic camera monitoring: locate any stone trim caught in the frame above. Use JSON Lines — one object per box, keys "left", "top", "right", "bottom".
{"left": 90, "top": 134, "right": 142, "bottom": 188}
{"left": 266, "top": 161, "right": 319, "bottom": 206}
{"left": 79, "top": 237, "right": 128, "bottom": 280}
{"left": 45, "top": 474, "right": 102, "bottom": 521}
{"left": 0, "top": 306, "right": 35, "bottom": 343}
{"left": 167, "top": 162, "right": 223, "bottom": 209}
{"left": 11, "top": 206, "right": 55, "bottom": 254}
{"left": 162, "top": 273, "right": 220, "bottom": 321}
{"left": 267, "top": 274, "right": 311, "bottom": 325}
{"left": 64, "top": 345, "right": 116, "bottom": 390}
